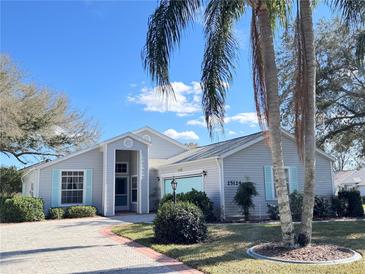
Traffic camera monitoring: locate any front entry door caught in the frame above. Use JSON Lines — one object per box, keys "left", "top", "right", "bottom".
{"left": 115, "top": 176, "right": 129, "bottom": 211}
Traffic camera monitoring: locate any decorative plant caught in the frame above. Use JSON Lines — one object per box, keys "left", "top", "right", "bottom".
{"left": 234, "top": 181, "right": 258, "bottom": 221}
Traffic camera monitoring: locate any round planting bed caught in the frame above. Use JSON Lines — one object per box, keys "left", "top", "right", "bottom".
{"left": 247, "top": 243, "right": 362, "bottom": 265}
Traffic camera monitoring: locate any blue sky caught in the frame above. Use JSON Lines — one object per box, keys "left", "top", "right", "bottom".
{"left": 1, "top": 0, "right": 334, "bottom": 167}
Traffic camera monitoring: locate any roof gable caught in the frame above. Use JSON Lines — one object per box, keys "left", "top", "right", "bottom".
{"left": 133, "top": 126, "right": 188, "bottom": 150}
{"left": 24, "top": 132, "right": 150, "bottom": 172}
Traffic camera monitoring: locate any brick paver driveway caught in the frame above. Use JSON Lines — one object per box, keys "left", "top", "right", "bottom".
{"left": 0, "top": 215, "right": 182, "bottom": 274}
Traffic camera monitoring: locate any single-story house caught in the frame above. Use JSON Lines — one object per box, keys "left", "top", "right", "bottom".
{"left": 22, "top": 126, "right": 335, "bottom": 220}
{"left": 334, "top": 167, "right": 365, "bottom": 196}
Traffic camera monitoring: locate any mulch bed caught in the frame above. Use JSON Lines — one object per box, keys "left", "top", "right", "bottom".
{"left": 253, "top": 243, "right": 354, "bottom": 262}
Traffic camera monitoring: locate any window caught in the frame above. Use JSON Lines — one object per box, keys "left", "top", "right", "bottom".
{"left": 131, "top": 175, "right": 138, "bottom": 203}
{"left": 273, "top": 168, "right": 290, "bottom": 199}
{"left": 61, "top": 171, "right": 84, "bottom": 204}
{"left": 115, "top": 162, "right": 128, "bottom": 174}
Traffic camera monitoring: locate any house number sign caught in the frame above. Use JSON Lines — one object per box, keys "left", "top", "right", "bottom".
{"left": 227, "top": 180, "right": 244, "bottom": 186}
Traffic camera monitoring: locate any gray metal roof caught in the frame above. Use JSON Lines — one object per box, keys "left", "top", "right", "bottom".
{"left": 171, "top": 131, "right": 263, "bottom": 164}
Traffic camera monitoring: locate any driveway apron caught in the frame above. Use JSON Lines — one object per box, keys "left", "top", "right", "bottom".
{"left": 0, "top": 215, "right": 183, "bottom": 274}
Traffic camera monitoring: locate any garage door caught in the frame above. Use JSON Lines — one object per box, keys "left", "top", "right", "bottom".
{"left": 163, "top": 175, "right": 203, "bottom": 195}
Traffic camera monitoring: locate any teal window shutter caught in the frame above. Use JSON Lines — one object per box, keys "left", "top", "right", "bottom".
{"left": 85, "top": 169, "right": 93, "bottom": 205}
{"left": 51, "top": 169, "right": 61, "bottom": 207}
{"left": 289, "top": 166, "right": 298, "bottom": 192}
{"left": 264, "top": 166, "right": 274, "bottom": 200}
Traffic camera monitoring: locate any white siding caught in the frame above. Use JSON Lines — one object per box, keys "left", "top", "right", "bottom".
{"left": 22, "top": 170, "right": 37, "bottom": 197}
{"left": 159, "top": 159, "right": 221, "bottom": 216}
{"left": 135, "top": 129, "right": 186, "bottom": 159}
{"left": 223, "top": 135, "right": 333, "bottom": 218}
{"left": 39, "top": 148, "right": 103, "bottom": 213}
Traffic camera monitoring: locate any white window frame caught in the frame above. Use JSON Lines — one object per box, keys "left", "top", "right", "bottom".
{"left": 130, "top": 175, "right": 138, "bottom": 204}
{"left": 115, "top": 161, "right": 128, "bottom": 175}
{"left": 271, "top": 166, "right": 290, "bottom": 199}
{"left": 60, "top": 169, "right": 86, "bottom": 206}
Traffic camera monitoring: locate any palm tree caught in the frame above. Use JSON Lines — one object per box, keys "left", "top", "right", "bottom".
{"left": 294, "top": 0, "right": 364, "bottom": 246}
{"left": 293, "top": 0, "right": 316, "bottom": 246}
{"left": 143, "top": 0, "right": 294, "bottom": 246}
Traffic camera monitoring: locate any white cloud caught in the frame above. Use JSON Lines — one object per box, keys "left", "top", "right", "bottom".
{"left": 187, "top": 112, "right": 258, "bottom": 127}
{"left": 224, "top": 112, "right": 258, "bottom": 125}
{"left": 227, "top": 130, "right": 237, "bottom": 135}
{"left": 128, "top": 81, "right": 202, "bottom": 117}
{"left": 187, "top": 116, "right": 206, "bottom": 127}
{"left": 164, "top": 129, "right": 199, "bottom": 141}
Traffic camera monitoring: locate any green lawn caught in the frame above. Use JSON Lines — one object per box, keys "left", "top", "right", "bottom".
{"left": 112, "top": 221, "right": 365, "bottom": 274}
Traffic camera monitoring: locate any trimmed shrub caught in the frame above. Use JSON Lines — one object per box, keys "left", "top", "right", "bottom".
{"left": 331, "top": 196, "right": 347, "bottom": 217}
{"left": 268, "top": 194, "right": 333, "bottom": 221}
{"left": 337, "top": 188, "right": 364, "bottom": 217}
{"left": 267, "top": 203, "right": 279, "bottom": 220}
{"left": 0, "top": 196, "right": 10, "bottom": 220}
{"left": 159, "top": 189, "right": 216, "bottom": 221}
{"left": 1, "top": 195, "right": 45, "bottom": 223}
{"left": 66, "top": 206, "right": 96, "bottom": 218}
{"left": 234, "top": 182, "right": 258, "bottom": 221}
{"left": 154, "top": 201, "right": 207, "bottom": 244}
{"left": 48, "top": 207, "right": 66, "bottom": 219}
{"left": 289, "top": 191, "right": 303, "bottom": 221}
{"left": 313, "top": 196, "right": 332, "bottom": 218}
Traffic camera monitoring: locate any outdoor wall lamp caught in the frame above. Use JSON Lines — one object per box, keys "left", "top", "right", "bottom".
{"left": 171, "top": 176, "right": 178, "bottom": 204}
{"left": 203, "top": 170, "right": 207, "bottom": 177}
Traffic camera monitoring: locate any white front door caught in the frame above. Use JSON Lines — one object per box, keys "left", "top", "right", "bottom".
{"left": 115, "top": 176, "right": 129, "bottom": 211}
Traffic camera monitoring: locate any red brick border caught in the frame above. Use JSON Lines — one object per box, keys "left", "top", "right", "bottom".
{"left": 100, "top": 226, "right": 203, "bottom": 274}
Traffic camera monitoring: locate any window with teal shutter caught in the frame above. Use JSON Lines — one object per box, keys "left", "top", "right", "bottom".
{"left": 85, "top": 169, "right": 93, "bottom": 205}
{"left": 289, "top": 166, "right": 298, "bottom": 192}
{"left": 264, "top": 166, "right": 274, "bottom": 200}
{"left": 51, "top": 169, "right": 61, "bottom": 207}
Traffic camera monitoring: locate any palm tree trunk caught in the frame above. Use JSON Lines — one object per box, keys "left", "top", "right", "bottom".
{"left": 257, "top": 5, "right": 295, "bottom": 246}
{"left": 299, "top": 0, "right": 316, "bottom": 245}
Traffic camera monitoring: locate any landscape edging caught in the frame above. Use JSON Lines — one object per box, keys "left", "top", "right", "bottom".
{"left": 247, "top": 244, "right": 362, "bottom": 265}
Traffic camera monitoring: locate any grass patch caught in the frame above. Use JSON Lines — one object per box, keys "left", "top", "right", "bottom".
{"left": 112, "top": 221, "right": 365, "bottom": 274}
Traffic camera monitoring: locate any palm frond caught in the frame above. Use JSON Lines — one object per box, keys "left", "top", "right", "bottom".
{"left": 201, "top": 0, "right": 245, "bottom": 135}
{"left": 142, "top": 0, "right": 201, "bottom": 96}
{"left": 293, "top": 2, "right": 307, "bottom": 160}
{"left": 266, "top": 0, "right": 291, "bottom": 30}
{"left": 330, "top": 0, "right": 365, "bottom": 27}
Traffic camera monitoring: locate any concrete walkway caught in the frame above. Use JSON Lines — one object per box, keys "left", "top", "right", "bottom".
{"left": 0, "top": 215, "right": 195, "bottom": 274}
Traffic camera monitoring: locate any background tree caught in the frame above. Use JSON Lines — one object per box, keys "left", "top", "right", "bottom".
{"left": 0, "top": 166, "right": 22, "bottom": 197}
{"left": 0, "top": 55, "right": 99, "bottom": 164}
{"left": 143, "top": 0, "right": 295, "bottom": 245}
{"left": 278, "top": 19, "right": 365, "bottom": 171}
{"left": 330, "top": 0, "right": 365, "bottom": 68}
{"left": 234, "top": 181, "right": 258, "bottom": 221}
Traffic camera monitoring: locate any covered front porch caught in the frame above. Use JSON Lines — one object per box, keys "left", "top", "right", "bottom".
{"left": 114, "top": 150, "right": 139, "bottom": 213}
{"left": 102, "top": 134, "right": 150, "bottom": 216}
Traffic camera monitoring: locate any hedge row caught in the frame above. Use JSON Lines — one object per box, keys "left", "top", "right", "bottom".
{"left": 0, "top": 195, "right": 97, "bottom": 223}
{"left": 267, "top": 189, "right": 364, "bottom": 221}
{"left": 48, "top": 206, "right": 97, "bottom": 219}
